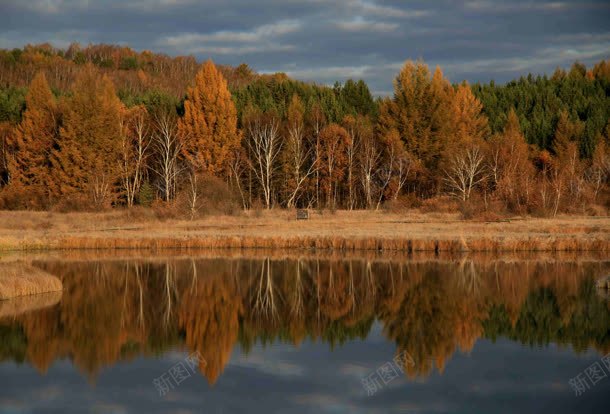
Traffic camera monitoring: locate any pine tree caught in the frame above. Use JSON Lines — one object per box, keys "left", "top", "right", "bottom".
{"left": 179, "top": 60, "right": 240, "bottom": 176}
{"left": 51, "top": 64, "right": 123, "bottom": 208}
{"left": 8, "top": 72, "right": 57, "bottom": 205}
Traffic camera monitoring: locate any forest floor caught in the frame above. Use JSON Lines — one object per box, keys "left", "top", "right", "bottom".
{"left": 0, "top": 209, "right": 608, "bottom": 252}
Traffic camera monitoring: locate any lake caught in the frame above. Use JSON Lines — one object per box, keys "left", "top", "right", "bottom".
{"left": 1, "top": 251, "right": 609, "bottom": 413}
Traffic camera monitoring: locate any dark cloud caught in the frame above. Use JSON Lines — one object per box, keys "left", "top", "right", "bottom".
{"left": 1, "top": 0, "right": 609, "bottom": 94}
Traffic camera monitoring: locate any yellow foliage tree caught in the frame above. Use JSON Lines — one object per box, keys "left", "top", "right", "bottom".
{"left": 8, "top": 72, "right": 58, "bottom": 206}
{"left": 179, "top": 60, "right": 240, "bottom": 176}
{"left": 50, "top": 64, "right": 123, "bottom": 208}
{"left": 378, "top": 61, "right": 454, "bottom": 190}
{"left": 450, "top": 81, "right": 489, "bottom": 147}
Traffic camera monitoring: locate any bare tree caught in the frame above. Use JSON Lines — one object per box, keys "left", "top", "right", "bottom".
{"left": 285, "top": 117, "right": 316, "bottom": 208}
{"left": 186, "top": 168, "right": 199, "bottom": 219}
{"left": 120, "top": 108, "right": 150, "bottom": 207}
{"left": 150, "top": 111, "right": 184, "bottom": 202}
{"left": 444, "top": 146, "right": 487, "bottom": 201}
{"left": 587, "top": 145, "right": 610, "bottom": 201}
{"left": 550, "top": 166, "right": 564, "bottom": 217}
{"left": 91, "top": 173, "right": 111, "bottom": 209}
{"left": 344, "top": 120, "right": 360, "bottom": 210}
{"left": 360, "top": 135, "right": 381, "bottom": 209}
{"left": 246, "top": 114, "right": 282, "bottom": 209}
{"left": 375, "top": 145, "right": 395, "bottom": 210}
{"left": 392, "top": 152, "right": 413, "bottom": 200}
{"left": 229, "top": 149, "right": 248, "bottom": 210}
{"left": 309, "top": 105, "right": 325, "bottom": 209}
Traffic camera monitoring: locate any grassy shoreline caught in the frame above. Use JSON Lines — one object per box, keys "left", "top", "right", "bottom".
{"left": 0, "top": 210, "right": 608, "bottom": 253}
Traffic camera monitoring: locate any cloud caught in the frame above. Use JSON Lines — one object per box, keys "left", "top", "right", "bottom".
{"left": 157, "top": 19, "right": 301, "bottom": 54}
{"left": 464, "top": 1, "right": 571, "bottom": 12}
{"left": 1, "top": 0, "right": 608, "bottom": 94}
{"left": 442, "top": 40, "right": 610, "bottom": 75}
{"left": 346, "top": 0, "right": 430, "bottom": 19}
{"left": 17, "top": 0, "right": 91, "bottom": 14}
{"left": 335, "top": 18, "right": 399, "bottom": 33}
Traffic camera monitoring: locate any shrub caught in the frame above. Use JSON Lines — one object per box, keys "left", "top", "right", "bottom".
{"left": 137, "top": 181, "right": 154, "bottom": 207}
{"left": 151, "top": 199, "right": 180, "bottom": 221}
{"left": 383, "top": 194, "right": 420, "bottom": 213}
{"left": 0, "top": 186, "right": 49, "bottom": 210}
{"left": 419, "top": 196, "right": 458, "bottom": 213}
{"left": 175, "top": 173, "right": 241, "bottom": 219}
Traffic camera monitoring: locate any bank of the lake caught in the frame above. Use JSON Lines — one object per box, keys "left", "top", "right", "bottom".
{"left": 0, "top": 210, "right": 608, "bottom": 252}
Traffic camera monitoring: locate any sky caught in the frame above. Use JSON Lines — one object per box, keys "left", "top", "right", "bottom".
{"left": 0, "top": 0, "right": 609, "bottom": 95}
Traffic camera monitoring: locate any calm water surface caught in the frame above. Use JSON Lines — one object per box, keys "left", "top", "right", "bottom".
{"left": 1, "top": 253, "right": 609, "bottom": 413}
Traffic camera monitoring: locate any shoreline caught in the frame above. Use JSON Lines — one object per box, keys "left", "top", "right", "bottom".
{"left": 1, "top": 210, "right": 608, "bottom": 253}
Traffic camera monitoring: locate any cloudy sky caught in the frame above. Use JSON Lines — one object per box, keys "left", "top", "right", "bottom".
{"left": 1, "top": 0, "right": 609, "bottom": 95}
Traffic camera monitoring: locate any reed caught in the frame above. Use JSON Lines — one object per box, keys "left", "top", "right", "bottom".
{"left": 0, "top": 210, "right": 607, "bottom": 253}
{"left": 37, "top": 234, "right": 609, "bottom": 252}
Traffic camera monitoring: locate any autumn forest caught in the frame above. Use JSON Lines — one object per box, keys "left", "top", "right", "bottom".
{"left": 1, "top": 43, "right": 609, "bottom": 217}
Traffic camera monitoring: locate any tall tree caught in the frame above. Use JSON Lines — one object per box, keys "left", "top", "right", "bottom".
{"left": 378, "top": 61, "right": 454, "bottom": 192}
{"left": 150, "top": 109, "right": 183, "bottom": 202}
{"left": 318, "top": 124, "right": 349, "bottom": 208}
{"left": 8, "top": 72, "right": 57, "bottom": 204}
{"left": 284, "top": 94, "right": 315, "bottom": 208}
{"left": 51, "top": 64, "right": 123, "bottom": 208}
{"left": 449, "top": 81, "right": 489, "bottom": 147}
{"left": 120, "top": 105, "right": 150, "bottom": 207}
{"left": 245, "top": 109, "right": 282, "bottom": 209}
{"left": 487, "top": 109, "right": 533, "bottom": 213}
{"left": 587, "top": 123, "right": 609, "bottom": 201}
{"left": 178, "top": 60, "right": 240, "bottom": 176}
{"left": 553, "top": 110, "right": 585, "bottom": 206}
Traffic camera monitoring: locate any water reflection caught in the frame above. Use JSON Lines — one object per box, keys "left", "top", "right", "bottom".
{"left": 1, "top": 254, "right": 609, "bottom": 385}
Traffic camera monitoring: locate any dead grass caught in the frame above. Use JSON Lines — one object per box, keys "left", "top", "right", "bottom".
{"left": 0, "top": 209, "right": 608, "bottom": 252}
{"left": 0, "top": 263, "right": 63, "bottom": 299}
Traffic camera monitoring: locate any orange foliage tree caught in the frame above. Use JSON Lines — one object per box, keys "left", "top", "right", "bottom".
{"left": 318, "top": 124, "right": 349, "bottom": 208}
{"left": 487, "top": 109, "right": 534, "bottom": 213}
{"left": 178, "top": 60, "right": 240, "bottom": 177}
{"left": 378, "top": 61, "right": 454, "bottom": 193}
{"left": 8, "top": 72, "right": 58, "bottom": 207}
{"left": 50, "top": 64, "right": 123, "bottom": 208}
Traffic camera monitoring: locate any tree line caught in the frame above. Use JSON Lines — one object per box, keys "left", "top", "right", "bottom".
{"left": 0, "top": 43, "right": 608, "bottom": 215}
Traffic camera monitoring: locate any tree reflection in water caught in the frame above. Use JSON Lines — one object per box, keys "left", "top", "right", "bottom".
{"left": 0, "top": 255, "right": 608, "bottom": 385}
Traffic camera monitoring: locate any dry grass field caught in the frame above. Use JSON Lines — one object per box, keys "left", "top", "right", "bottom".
{"left": 0, "top": 209, "right": 608, "bottom": 252}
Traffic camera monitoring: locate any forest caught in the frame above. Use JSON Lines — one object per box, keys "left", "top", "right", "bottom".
{"left": 0, "top": 43, "right": 609, "bottom": 217}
